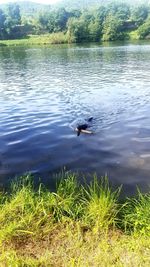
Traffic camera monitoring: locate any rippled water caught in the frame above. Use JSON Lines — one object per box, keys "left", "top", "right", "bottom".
{"left": 0, "top": 42, "right": 150, "bottom": 194}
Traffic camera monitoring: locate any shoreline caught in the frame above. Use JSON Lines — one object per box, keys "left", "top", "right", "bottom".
{"left": 0, "top": 173, "right": 150, "bottom": 266}
{"left": 0, "top": 33, "right": 69, "bottom": 46}
{"left": 0, "top": 31, "right": 147, "bottom": 47}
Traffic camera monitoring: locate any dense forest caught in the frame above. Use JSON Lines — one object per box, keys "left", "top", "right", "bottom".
{"left": 0, "top": 1, "right": 150, "bottom": 42}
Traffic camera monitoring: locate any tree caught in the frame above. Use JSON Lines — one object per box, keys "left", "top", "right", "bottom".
{"left": 37, "top": 11, "right": 55, "bottom": 33}
{"left": 88, "top": 20, "right": 102, "bottom": 41}
{"left": 131, "top": 4, "right": 149, "bottom": 26}
{"left": 0, "top": 8, "right": 6, "bottom": 39}
{"left": 138, "top": 18, "right": 150, "bottom": 39}
{"left": 102, "top": 14, "right": 125, "bottom": 41}
{"left": 6, "top": 3, "right": 21, "bottom": 26}
{"left": 54, "top": 8, "right": 70, "bottom": 32}
{"left": 67, "top": 17, "right": 88, "bottom": 43}
{"left": 107, "top": 2, "right": 130, "bottom": 21}
{"left": 4, "top": 3, "right": 21, "bottom": 38}
{"left": 96, "top": 6, "right": 107, "bottom": 24}
{"left": 36, "top": 8, "right": 70, "bottom": 33}
{"left": 69, "top": 9, "right": 81, "bottom": 19}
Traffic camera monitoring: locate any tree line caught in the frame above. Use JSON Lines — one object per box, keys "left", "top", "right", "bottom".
{"left": 0, "top": 2, "right": 150, "bottom": 42}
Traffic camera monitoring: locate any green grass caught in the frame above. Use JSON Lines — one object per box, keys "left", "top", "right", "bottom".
{"left": 81, "top": 176, "right": 121, "bottom": 232}
{"left": 0, "top": 32, "right": 69, "bottom": 46}
{"left": 0, "top": 29, "right": 142, "bottom": 47}
{"left": 0, "top": 173, "right": 150, "bottom": 266}
{"left": 123, "top": 189, "right": 150, "bottom": 235}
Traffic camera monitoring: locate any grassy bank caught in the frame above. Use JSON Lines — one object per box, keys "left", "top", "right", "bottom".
{"left": 0, "top": 33, "right": 69, "bottom": 46}
{"left": 0, "top": 30, "right": 143, "bottom": 47}
{"left": 0, "top": 174, "right": 150, "bottom": 266}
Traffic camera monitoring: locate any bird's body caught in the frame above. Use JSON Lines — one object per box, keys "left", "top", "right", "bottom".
{"left": 77, "top": 124, "right": 88, "bottom": 131}
{"left": 75, "top": 117, "right": 93, "bottom": 136}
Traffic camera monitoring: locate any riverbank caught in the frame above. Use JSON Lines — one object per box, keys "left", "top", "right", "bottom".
{"left": 0, "top": 30, "right": 141, "bottom": 46}
{"left": 0, "top": 33, "right": 68, "bottom": 46}
{"left": 0, "top": 174, "right": 150, "bottom": 266}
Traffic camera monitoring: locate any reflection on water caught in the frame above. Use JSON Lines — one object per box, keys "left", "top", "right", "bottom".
{"left": 0, "top": 42, "right": 150, "bottom": 195}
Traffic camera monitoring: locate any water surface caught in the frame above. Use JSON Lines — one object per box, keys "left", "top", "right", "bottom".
{"left": 0, "top": 42, "right": 150, "bottom": 195}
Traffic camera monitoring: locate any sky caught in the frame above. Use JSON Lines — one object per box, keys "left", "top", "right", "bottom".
{"left": 0, "top": 0, "right": 61, "bottom": 5}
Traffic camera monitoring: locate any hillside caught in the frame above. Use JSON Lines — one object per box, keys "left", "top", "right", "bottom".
{"left": 1, "top": 0, "right": 149, "bottom": 15}
{"left": 0, "top": 1, "right": 51, "bottom": 16}
{"left": 56, "top": 0, "right": 107, "bottom": 10}
{"left": 56, "top": 0, "right": 150, "bottom": 10}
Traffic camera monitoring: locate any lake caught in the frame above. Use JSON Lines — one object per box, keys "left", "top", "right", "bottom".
{"left": 0, "top": 42, "right": 150, "bottom": 195}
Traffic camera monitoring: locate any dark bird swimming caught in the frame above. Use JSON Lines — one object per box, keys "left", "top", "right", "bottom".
{"left": 75, "top": 117, "right": 93, "bottom": 136}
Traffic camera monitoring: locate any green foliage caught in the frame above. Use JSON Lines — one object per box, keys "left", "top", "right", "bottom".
{"left": 6, "top": 3, "right": 21, "bottom": 25}
{"left": 123, "top": 189, "right": 150, "bottom": 235}
{"left": 82, "top": 176, "right": 121, "bottom": 231}
{"left": 0, "top": 173, "right": 149, "bottom": 238}
{"left": 37, "top": 11, "right": 55, "bottom": 33}
{"left": 102, "top": 14, "right": 126, "bottom": 41}
{"left": 138, "top": 18, "right": 150, "bottom": 39}
{"left": 4, "top": 3, "right": 22, "bottom": 39}
{"left": 36, "top": 8, "right": 71, "bottom": 34}
{"left": 131, "top": 4, "right": 149, "bottom": 26}
{"left": 69, "top": 9, "right": 81, "bottom": 19}
{"left": 88, "top": 19, "right": 102, "bottom": 41}
{"left": 0, "top": 173, "right": 150, "bottom": 266}
{"left": 0, "top": 173, "right": 122, "bottom": 244}
{"left": 0, "top": 2, "right": 150, "bottom": 42}
{"left": 107, "top": 2, "right": 130, "bottom": 20}
{"left": 0, "top": 33, "right": 69, "bottom": 46}
{"left": 0, "top": 8, "right": 5, "bottom": 28}
{"left": 67, "top": 17, "right": 89, "bottom": 43}
{"left": 95, "top": 6, "right": 108, "bottom": 24}
{"left": 52, "top": 173, "right": 83, "bottom": 221}
{"left": 0, "top": 175, "right": 54, "bottom": 243}
{"left": 0, "top": 8, "right": 6, "bottom": 39}
{"left": 55, "top": 7, "right": 70, "bottom": 31}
